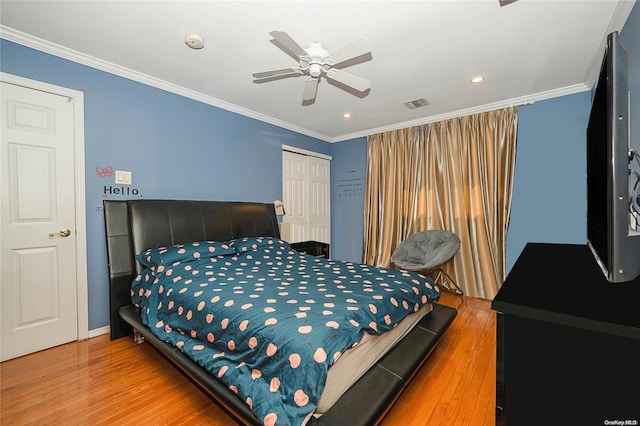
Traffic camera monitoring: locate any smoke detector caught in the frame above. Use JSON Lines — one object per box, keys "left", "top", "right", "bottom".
{"left": 185, "top": 34, "right": 205, "bottom": 50}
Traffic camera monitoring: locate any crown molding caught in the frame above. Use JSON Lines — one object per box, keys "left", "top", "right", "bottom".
{"left": 0, "top": 24, "right": 596, "bottom": 144}
{"left": 331, "top": 83, "right": 590, "bottom": 142}
{"left": 0, "top": 25, "right": 331, "bottom": 142}
{"left": 583, "top": 0, "right": 636, "bottom": 92}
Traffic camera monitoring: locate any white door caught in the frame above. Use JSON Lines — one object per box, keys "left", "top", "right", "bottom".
{"left": 1, "top": 81, "right": 79, "bottom": 361}
{"left": 283, "top": 151, "right": 308, "bottom": 242}
{"left": 282, "top": 149, "right": 331, "bottom": 245}
{"left": 307, "top": 155, "right": 330, "bottom": 242}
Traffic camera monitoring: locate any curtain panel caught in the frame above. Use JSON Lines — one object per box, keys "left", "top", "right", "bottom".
{"left": 363, "top": 107, "right": 518, "bottom": 299}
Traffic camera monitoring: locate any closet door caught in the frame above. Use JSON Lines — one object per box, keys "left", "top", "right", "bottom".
{"left": 307, "top": 155, "right": 330, "bottom": 243}
{"left": 282, "top": 150, "right": 330, "bottom": 244}
{"left": 283, "top": 150, "right": 308, "bottom": 242}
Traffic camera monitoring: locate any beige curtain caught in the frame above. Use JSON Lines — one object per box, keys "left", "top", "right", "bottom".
{"left": 363, "top": 107, "right": 518, "bottom": 299}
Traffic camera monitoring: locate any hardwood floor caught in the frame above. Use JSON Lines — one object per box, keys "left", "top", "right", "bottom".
{"left": 0, "top": 293, "right": 495, "bottom": 425}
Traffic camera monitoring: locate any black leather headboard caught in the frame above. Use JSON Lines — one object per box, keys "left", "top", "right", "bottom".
{"left": 104, "top": 199, "right": 279, "bottom": 339}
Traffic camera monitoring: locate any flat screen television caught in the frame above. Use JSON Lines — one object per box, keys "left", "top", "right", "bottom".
{"left": 586, "top": 31, "right": 640, "bottom": 283}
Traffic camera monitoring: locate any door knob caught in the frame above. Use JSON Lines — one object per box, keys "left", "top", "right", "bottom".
{"left": 49, "top": 229, "right": 71, "bottom": 238}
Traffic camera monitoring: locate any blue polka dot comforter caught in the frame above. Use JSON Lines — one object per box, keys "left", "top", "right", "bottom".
{"left": 132, "top": 237, "right": 440, "bottom": 426}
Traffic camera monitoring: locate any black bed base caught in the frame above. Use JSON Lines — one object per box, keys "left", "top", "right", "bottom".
{"left": 119, "top": 303, "right": 456, "bottom": 426}
{"left": 104, "top": 199, "right": 457, "bottom": 425}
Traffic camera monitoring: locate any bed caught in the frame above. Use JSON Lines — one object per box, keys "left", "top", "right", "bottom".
{"left": 104, "top": 199, "right": 457, "bottom": 425}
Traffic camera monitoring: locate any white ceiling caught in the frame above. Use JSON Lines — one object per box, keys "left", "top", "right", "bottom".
{"left": 0, "top": 1, "right": 636, "bottom": 142}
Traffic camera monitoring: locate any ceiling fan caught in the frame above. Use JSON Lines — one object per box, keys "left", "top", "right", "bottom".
{"left": 252, "top": 31, "right": 372, "bottom": 105}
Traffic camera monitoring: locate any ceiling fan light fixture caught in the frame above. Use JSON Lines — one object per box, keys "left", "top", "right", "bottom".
{"left": 470, "top": 76, "right": 485, "bottom": 84}
{"left": 309, "top": 63, "right": 323, "bottom": 78}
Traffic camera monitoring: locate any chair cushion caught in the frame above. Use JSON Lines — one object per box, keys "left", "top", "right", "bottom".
{"left": 391, "top": 230, "right": 460, "bottom": 271}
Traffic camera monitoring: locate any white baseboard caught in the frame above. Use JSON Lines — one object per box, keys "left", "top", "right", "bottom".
{"left": 88, "top": 325, "right": 110, "bottom": 338}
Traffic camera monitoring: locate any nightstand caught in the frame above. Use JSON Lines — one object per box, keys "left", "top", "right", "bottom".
{"left": 290, "top": 241, "right": 330, "bottom": 258}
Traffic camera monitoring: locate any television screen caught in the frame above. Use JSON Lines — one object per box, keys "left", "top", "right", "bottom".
{"left": 586, "top": 31, "right": 640, "bottom": 283}
{"left": 586, "top": 53, "right": 609, "bottom": 270}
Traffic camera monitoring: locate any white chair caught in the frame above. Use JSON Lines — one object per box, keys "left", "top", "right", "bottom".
{"left": 391, "top": 230, "right": 463, "bottom": 295}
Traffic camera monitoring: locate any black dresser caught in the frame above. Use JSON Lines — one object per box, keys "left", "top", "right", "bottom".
{"left": 492, "top": 243, "right": 640, "bottom": 425}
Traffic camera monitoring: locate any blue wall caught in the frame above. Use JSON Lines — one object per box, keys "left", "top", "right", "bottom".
{"left": 506, "top": 93, "right": 591, "bottom": 271}
{"left": 2, "top": 2, "right": 638, "bottom": 328}
{"left": 508, "top": 2, "right": 640, "bottom": 271}
{"left": 334, "top": 2, "right": 640, "bottom": 278}
{"left": 1, "top": 39, "right": 331, "bottom": 330}
{"left": 330, "top": 137, "right": 367, "bottom": 262}
{"left": 332, "top": 92, "right": 594, "bottom": 274}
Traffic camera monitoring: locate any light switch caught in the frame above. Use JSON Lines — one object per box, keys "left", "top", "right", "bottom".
{"left": 115, "top": 170, "right": 132, "bottom": 185}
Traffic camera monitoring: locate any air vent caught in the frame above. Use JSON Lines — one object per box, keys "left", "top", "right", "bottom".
{"left": 403, "top": 98, "right": 430, "bottom": 109}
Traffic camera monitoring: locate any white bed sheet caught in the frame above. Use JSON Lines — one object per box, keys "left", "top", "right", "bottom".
{"left": 315, "top": 303, "right": 434, "bottom": 415}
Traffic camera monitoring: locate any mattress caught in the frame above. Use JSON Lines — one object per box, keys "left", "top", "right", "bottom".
{"left": 131, "top": 237, "right": 442, "bottom": 424}
{"left": 316, "top": 303, "right": 434, "bottom": 415}
{"left": 105, "top": 199, "right": 458, "bottom": 426}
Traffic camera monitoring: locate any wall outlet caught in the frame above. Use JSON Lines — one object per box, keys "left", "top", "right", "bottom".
{"left": 115, "top": 170, "right": 132, "bottom": 185}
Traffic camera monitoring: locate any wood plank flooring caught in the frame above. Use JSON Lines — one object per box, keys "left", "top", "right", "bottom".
{"left": 0, "top": 293, "right": 495, "bottom": 425}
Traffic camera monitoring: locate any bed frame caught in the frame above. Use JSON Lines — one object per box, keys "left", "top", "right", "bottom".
{"left": 104, "top": 199, "right": 457, "bottom": 425}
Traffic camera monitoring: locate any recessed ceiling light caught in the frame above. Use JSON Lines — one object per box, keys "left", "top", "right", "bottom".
{"left": 471, "top": 76, "right": 485, "bottom": 84}
{"left": 343, "top": 113, "right": 352, "bottom": 119}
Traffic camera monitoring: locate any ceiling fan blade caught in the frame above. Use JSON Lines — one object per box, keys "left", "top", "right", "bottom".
{"left": 253, "top": 68, "right": 298, "bottom": 79}
{"left": 326, "top": 69, "right": 370, "bottom": 92}
{"left": 269, "top": 31, "right": 307, "bottom": 58}
{"left": 253, "top": 73, "right": 302, "bottom": 84}
{"left": 329, "top": 37, "right": 372, "bottom": 65}
{"left": 302, "top": 77, "right": 319, "bottom": 102}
